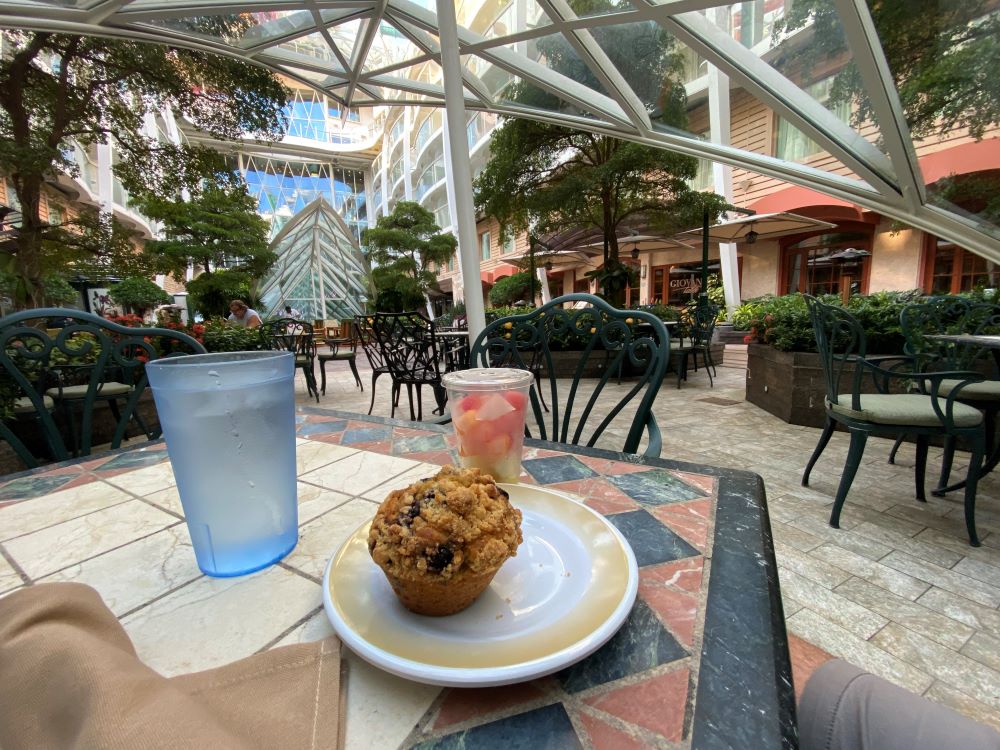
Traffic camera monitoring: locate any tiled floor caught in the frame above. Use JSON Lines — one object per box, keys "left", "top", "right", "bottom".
{"left": 313, "top": 354, "right": 1000, "bottom": 729}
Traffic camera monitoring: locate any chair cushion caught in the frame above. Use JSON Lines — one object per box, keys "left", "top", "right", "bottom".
{"left": 828, "top": 394, "right": 983, "bottom": 428}
{"left": 46, "top": 382, "right": 133, "bottom": 399}
{"left": 13, "top": 395, "right": 55, "bottom": 414}
{"left": 938, "top": 378, "right": 1000, "bottom": 401}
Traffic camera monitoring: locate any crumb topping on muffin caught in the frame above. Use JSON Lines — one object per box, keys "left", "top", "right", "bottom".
{"left": 368, "top": 465, "right": 522, "bottom": 582}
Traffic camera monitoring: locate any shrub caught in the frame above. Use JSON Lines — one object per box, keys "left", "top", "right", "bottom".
{"left": 109, "top": 276, "right": 172, "bottom": 314}
{"left": 200, "top": 319, "right": 265, "bottom": 352}
{"left": 489, "top": 272, "right": 533, "bottom": 306}
{"left": 737, "top": 291, "right": 923, "bottom": 353}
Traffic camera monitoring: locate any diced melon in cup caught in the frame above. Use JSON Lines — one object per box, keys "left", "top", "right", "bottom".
{"left": 443, "top": 369, "right": 533, "bottom": 483}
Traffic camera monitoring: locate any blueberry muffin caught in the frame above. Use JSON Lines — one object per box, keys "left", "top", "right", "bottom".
{"left": 368, "top": 465, "right": 523, "bottom": 616}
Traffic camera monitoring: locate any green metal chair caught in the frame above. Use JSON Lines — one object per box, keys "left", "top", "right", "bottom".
{"left": 894, "top": 296, "right": 1000, "bottom": 494}
{"left": 0, "top": 307, "right": 206, "bottom": 466}
{"left": 801, "top": 295, "right": 987, "bottom": 546}
{"left": 468, "top": 293, "right": 670, "bottom": 457}
{"left": 261, "top": 318, "right": 320, "bottom": 402}
{"left": 672, "top": 300, "right": 720, "bottom": 388}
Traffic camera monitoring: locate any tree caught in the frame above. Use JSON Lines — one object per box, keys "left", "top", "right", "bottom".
{"left": 489, "top": 272, "right": 533, "bottom": 307}
{"left": 109, "top": 276, "right": 171, "bottom": 316}
{"left": 773, "top": 1, "right": 1000, "bottom": 141}
{"left": 137, "top": 180, "right": 275, "bottom": 318}
{"left": 362, "top": 201, "right": 458, "bottom": 311}
{"left": 0, "top": 27, "right": 288, "bottom": 308}
{"left": 474, "top": 1, "right": 728, "bottom": 305}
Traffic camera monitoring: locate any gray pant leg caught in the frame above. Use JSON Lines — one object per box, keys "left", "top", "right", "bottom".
{"left": 799, "top": 659, "right": 1000, "bottom": 750}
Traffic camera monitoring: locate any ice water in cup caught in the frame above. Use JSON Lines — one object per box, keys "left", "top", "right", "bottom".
{"left": 443, "top": 368, "right": 533, "bottom": 482}
{"left": 146, "top": 351, "right": 298, "bottom": 577}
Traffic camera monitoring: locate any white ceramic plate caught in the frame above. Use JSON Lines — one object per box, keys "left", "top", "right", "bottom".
{"left": 322, "top": 483, "right": 638, "bottom": 687}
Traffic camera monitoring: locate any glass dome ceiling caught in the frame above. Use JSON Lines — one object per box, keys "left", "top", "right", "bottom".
{"left": 2, "top": 0, "right": 997, "bottom": 259}
{"left": 257, "top": 196, "right": 375, "bottom": 321}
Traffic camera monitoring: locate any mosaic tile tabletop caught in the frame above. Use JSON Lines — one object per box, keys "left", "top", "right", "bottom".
{"left": 0, "top": 408, "right": 795, "bottom": 750}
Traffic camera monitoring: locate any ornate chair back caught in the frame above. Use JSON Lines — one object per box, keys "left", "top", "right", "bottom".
{"left": 469, "top": 293, "right": 670, "bottom": 456}
{"left": 0, "top": 307, "right": 205, "bottom": 466}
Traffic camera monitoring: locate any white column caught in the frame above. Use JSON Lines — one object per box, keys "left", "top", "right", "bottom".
{"left": 436, "top": 0, "right": 486, "bottom": 338}
{"left": 709, "top": 4, "right": 740, "bottom": 321}
{"left": 537, "top": 267, "right": 551, "bottom": 304}
{"left": 441, "top": 119, "right": 464, "bottom": 304}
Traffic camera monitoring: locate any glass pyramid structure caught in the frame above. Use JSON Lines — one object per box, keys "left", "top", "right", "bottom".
{"left": 257, "top": 197, "right": 375, "bottom": 321}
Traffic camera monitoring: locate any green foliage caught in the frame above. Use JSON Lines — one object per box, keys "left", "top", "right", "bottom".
{"left": 200, "top": 319, "right": 265, "bottom": 352}
{"left": 362, "top": 201, "right": 457, "bottom": 311}
{"left": 634, "top": 303, "right": 681, "bottom": 323}
{"left": 489, "top": 272, "right": 534, "bottom": 307}
{"left": 0, "top": 271, "right": 78, "bottom": 307}
{"left": 0, "top": 29, "right": 288, "bottom": 307}
{"left": 738, "top": 291, "right": 924, "bottom": 353}
{"left": 186, "top": 270, "right": 255, "bottom": 319}
{"left": 773, "top": 1, "right": 1000, "bottom": 141}
{"left": 109, "top": 276, "right": 171, "bottom": 313}
{"left": 138, "top": 180, "right": 274, "bottom": 280}
{"left": 474, "top": 0, "right": 729, "bottom": 305}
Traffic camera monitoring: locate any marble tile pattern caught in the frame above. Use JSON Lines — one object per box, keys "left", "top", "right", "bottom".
{"left": 0, "top": 409, "right": 794, "bottom": 749}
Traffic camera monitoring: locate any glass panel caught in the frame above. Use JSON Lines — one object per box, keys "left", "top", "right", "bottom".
{"left": 496, "top": 74, "right": 603, "bottom": 120}
{"left": 363, "top": 20, "right": 424, "bottom": 72}
{"left": 481, "top": 231, "right": 491, "bottom": 261}
{"left": 775, "top": 76, "right": 852, "bottom": 162}
{"left": 926, "top": 171, "right": 1000, "bottom": 243}
{"left": 589, "top": 20, "right": 692, "bottom": 114}
{"left": 277, "top": 32, "right": 337, "bottom": 64}
{"left": 462, "top": 53, "right": 512, "bottom": 97}
{"left": 328, "top": 18, "right": 360, "bottom": 62}
{"left": 705, "top": 0, "right": 890, "bottom": 167}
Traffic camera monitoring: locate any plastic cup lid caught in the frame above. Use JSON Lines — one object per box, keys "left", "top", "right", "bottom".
{"left": 442, "top": 368, "right": 533, "bottom": 391}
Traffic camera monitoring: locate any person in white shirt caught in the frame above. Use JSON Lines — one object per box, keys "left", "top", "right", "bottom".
{"left": 227, "top": 300, "right": 262, "bottom": 329}
{"left": 283, "top": 305, "right": 302, "bottom": 319}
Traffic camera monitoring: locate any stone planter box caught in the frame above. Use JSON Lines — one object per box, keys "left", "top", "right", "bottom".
{"left": 539, "top": 343, "right": 725, "bottom": 379}
{"left": 746, "top": 344, "right": 836, "bottom": 428}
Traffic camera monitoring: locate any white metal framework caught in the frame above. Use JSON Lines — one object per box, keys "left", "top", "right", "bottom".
{"left": 1, "top": 0, "right": 997, "bottom": 261}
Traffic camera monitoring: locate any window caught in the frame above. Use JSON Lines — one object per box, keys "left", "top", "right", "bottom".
{"left": 775, "top": 76, "right": 852, "bottom": 161}
{"left": 689, "top": 131, "right": 714, "bottom": 191}
{"left": 502, "top": 231, "right": 515, "bottom": 255}
{"left": 782, "top": 231, "right": 871, "bottom": 303}
{"left": 448, "top": 254, "right": 455, "bottom": 272}
{"left": 480, "top": 231, "right": 491, "bottom": 261}
{"left": 47, "top": 202, "right": 62, "bottom": 226}
{"left": 924, "top": 237, "right": 1000, "bottom": 294}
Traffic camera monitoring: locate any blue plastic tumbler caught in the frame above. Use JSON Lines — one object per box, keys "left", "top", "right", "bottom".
{"left": 146, "top": 351, "right": 298, "bottom": 577}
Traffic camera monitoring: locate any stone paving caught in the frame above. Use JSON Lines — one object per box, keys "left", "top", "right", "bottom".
{"left": 309, "top": 353, "right": 1000, "bottom": 730}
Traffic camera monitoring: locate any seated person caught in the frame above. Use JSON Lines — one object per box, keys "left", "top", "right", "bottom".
{"left": 228, "top": 300, "right": 262, "bottom": 329}
{"left": 283, "top": 305, "right": 302, "bottom": 319}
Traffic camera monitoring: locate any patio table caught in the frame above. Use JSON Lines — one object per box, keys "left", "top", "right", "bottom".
{"left": 0, "top": 408, "right": 794, "bottom": 750}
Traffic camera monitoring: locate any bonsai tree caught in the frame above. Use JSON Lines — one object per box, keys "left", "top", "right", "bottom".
{"left": 362, "top": 201, "right": 457, "bottom": 312}
{"left": 474, "top": 0, "right": 728, "bottom": 305}
{"left": 0, "top": 28, "right": 287, "bottom": 308}
{"left": 109, "top": 276, "right": 171, "bottom": 316}
{"left": 489, "top": 272, "right": 533, "bottom": 307}
{"left": 137, "top": 180, "right": 274, "bottom": 318}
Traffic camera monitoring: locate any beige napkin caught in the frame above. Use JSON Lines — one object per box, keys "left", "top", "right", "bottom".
{"left": 0, "top": 583, "right": 344, "bottom": 750}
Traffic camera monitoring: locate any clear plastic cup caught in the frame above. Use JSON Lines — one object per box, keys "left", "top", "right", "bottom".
{"left": 442, "top": 368, "right": 534, "bottom": 482}
{"left": 146, "top": 351, "right": 298, "bottom": 577}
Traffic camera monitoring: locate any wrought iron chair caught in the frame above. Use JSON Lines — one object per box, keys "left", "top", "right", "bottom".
{"left": 469, "top": 293, "right": 670, "bottom": 457}
{"left": 370, "top": 311, "right": 446, "bottom": 421}
{"left": 671, "top": 300, "right": 719, "bottom": 388}
{"left": 0, "top": 307, "right": 205, "bottom": 466}
{"left": 355, "top": 315, "right": 399, "bottom": 416}
{"left": 801, "top": 295, "right": 987, "bottom": 545}
{"left": 891, "top": 297, "right": 1000, "bottom": 494}
{"left": 261, "top": 318, "right": 319, "bottom": 402}
{"left": 318, "top": 320, "right": 362, "bottom": 394}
